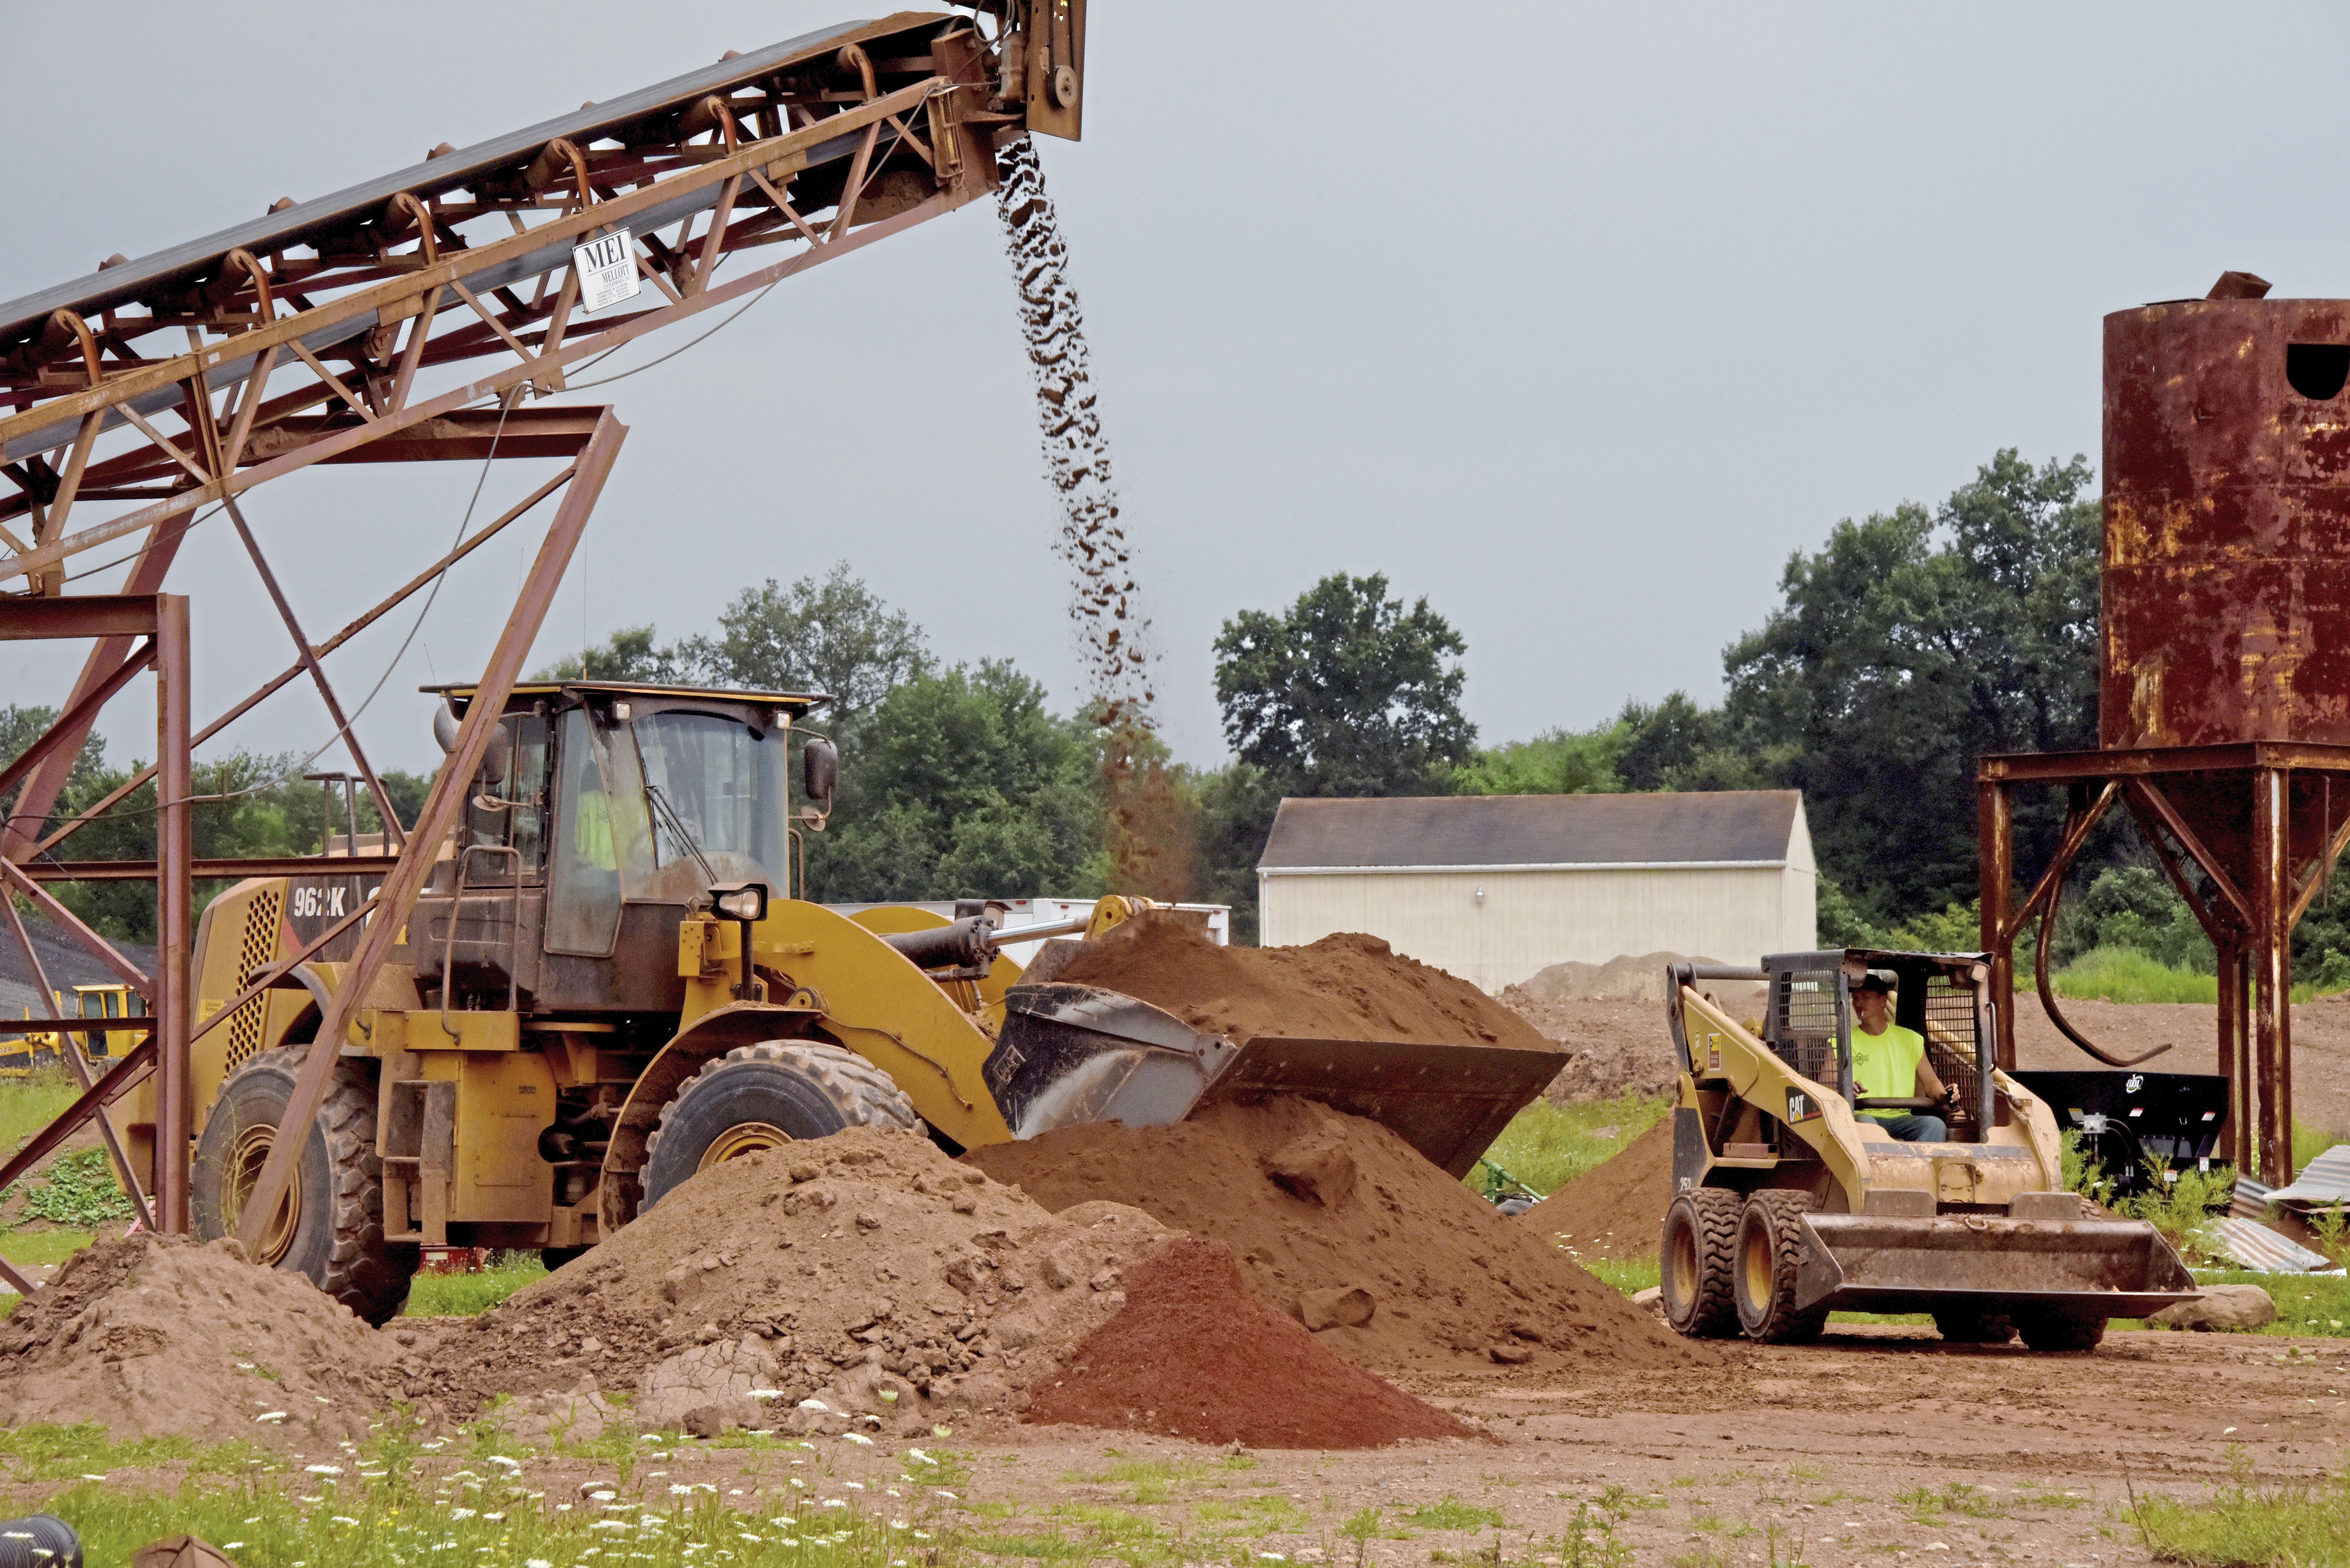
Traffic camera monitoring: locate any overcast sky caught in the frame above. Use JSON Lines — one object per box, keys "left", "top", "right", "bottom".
{"left": 6, "top": 1, "right": 2348, "bottom": 783}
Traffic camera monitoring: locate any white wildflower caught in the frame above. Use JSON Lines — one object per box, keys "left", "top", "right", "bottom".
{"left": 842, "top": 1433, "right": 874, "bottom": 1447}
{"left": 256, "top": 1411, "right": 289, "bottom": 1423}
{"left": 307, "top": 1465, "right": 344, "bottom": 1475}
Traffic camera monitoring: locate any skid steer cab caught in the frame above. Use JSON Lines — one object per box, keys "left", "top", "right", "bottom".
{"left": 146, "top": 680, "right": 1557, "bottom": 1327}
{"left": 1658, "top": 949, "right": 2197, "bottom": 1352}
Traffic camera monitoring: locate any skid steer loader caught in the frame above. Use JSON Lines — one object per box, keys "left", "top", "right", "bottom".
{"left": 120, "top": 681, "right": 1561, "bottom": 1323}
{"left": 1658, "top": 949, "right": 2198, "bottom": 1352}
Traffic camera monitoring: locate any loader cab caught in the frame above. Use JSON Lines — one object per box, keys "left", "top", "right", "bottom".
{"left": 1759, "top": 948, "right": 1998, "bottom": 1139}
{"left": 410, "top": 681, "right": 829, "bottom": 1018}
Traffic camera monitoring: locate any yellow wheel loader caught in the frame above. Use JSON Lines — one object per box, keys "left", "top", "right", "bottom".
{"left": 123, "top": 680, "right": 1562, "bottom": 1323}
{"left": 1659, "top": 950, "right": 2197, "bottom": 1351}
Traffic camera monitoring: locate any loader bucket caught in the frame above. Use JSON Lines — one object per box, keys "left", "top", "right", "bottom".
{"left": 1794, "top": 1212, "right": 2200, "bottom": 1320}
{"left": 990, "top": 983, "right": 1563, "bottom": 1176}
{"left": 1194, "top": 1036, "right": 1566, "bottom": 1180}
{"left": 989, "top": 983, "right": 1241, "bottom": 1140}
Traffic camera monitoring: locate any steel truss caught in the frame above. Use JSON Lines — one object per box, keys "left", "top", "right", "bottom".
{"left": 0, "top": 5, "right": 1075, "bottom": 1275}
{"left": 1980, "top": 742, "right": 2350, "bottom": 1184}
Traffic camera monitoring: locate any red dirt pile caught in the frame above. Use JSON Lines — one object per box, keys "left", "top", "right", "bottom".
{"left": 1026, "top": 1238, "right": 1473, "bottom": 1448}
{"left": 1043, "top": 919, "right": 1557, "bottom": 1052}
{"left": 967, "top": 1097, "right": 1715, "bottom": 1381}
{"left": 1531, "top": 1117, "right": 1673, "bottom": 1261}
{"left": 0, "top": 1233, "right": 397, "bottom": 1444}
{"left": 409, "top": 1127, "right": 1176, "bottom": 1435}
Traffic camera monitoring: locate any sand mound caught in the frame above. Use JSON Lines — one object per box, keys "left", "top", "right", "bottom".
{"left": 1530, "top": 1118, "right": 1674, "bottom": 1261}
{"left": 1026, "top": 1239, "right": 1473, "bottom": 1448}
{"left": 1042, "top": 920, "right": 1556, "bottom": 1052}
{"left": 408, "top": 1127, "right": 1177, "bottom": 1434}
{"left": 967, "top": 1097, "right": 1715, "bottom": 1379}
{"left": 0, "top": 1233, "right": 397, "bottom": 1444}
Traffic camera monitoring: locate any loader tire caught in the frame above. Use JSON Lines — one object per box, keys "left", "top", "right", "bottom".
{"left": 641, "top": 1041, "right": 920, "bottom": 1211}
{"left": 1931, "top": 1307, "right": 2016, "bottom": 1344}
{"left": 1734, "top": 1190, "right": 1830, "bottom": 1345}
{"left": 191, "top": 1045, "right": 417, "bottom": 1326}
{"left": 2014, "top": 1309, "right": 2105, "bottom": 1353}
{"left": 1660, "top": 1188, "right": 1742, "bottom": 1339}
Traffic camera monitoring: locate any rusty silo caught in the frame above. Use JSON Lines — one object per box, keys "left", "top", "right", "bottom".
{"left": 1980, "top": 272, "right": 2350, "bottom": 1184}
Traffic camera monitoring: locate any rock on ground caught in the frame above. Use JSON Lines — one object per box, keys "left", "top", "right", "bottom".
{"left": 2150, "top": 1284, "right": 2278, "bottom": 1332}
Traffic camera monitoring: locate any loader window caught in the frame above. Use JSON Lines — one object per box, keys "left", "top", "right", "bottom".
{"left": 547, "top": 707, "right": 636, "bottom": 955}
{"left": 463, "top": 712, "right": 550, "bottom": 872}
{"left": 632, "top": 710, "right": 792, "bottom": 891}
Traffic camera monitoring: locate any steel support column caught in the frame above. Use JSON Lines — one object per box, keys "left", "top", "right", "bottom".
{"left": 154, "top": 592, "right": 192, "bottom": 1232}
{"left": 1978, "top": 778, "right": 2016, "bottom": 1071}
{"left": 233, "top": 409, "right": 627, "bottom": 1255}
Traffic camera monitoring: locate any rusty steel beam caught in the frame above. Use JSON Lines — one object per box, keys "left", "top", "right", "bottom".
{"left": 0, "top": 889, "right": 156, "bottom": 1235}
{"left": 154, "top": 592, "right": 192, "bottom": 1231}
{"left": 233, "top": 408, "right": 626, "bottom": 1255}
{"left": 15, "top": 856, "right": 404, "bottom": 882}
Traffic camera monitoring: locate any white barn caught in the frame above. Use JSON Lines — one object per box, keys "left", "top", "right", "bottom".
{"left": 1255, "top": 791, "right": 1817, "bottom": 992}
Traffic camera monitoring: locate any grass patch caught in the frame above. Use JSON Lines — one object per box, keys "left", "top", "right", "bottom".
{"left": 1403, "top": 1497, "right": 1505, "bottom": 1531}
{"left": 1475, "top": 1092, "right": 1670, "bottom": 1199}
{"left": 1, "top": 1227, "right": 94, "bottom": 1266}
{"left": 2053, "top": 945, "right": 2346, "bottom": 1006}
{"left": 0, "top": 1069, "right": 80, "bottom": 1155}
{"left": 1583, "top": 1258, "right": 1659, "bottom": 1294}
{"left": 401, "top": 1252, "right": 546, "bottom": 1316}
{"left": 2130, "top": 1457, "right": 2350, "bottom": 1564}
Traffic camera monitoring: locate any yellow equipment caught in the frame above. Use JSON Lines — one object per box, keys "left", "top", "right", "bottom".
{"left": 116, "top": 681, "right": 1561, "bottom": 1323}
{"left": 1658, "top": 949, "right": 2196, "bottom": 1351}
{"left": 0, "top": 984, "right": 147, "bottom": 1077}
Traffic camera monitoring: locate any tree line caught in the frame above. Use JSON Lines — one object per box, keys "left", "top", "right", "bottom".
{"left": 8, "top": 445, "right": 2295, "bottom": 972}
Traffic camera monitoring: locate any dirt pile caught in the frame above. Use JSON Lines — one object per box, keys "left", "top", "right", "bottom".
{"left": 1498, "top": 954, "right": 1761, "bottom": 1104}
{"left": 967, "top": 1097, "right": 1715, "bottom": 1380}
{"left": 1026, "top": 1238, "right": 1473, "bottom": 1448}
{"left": 1502, "top": 993, "right": 1683, "bottom": 1104}
{"left": 1042, "top": 920, "right": 1557, "bottom": 1052}
{"left": 1530, "top": 1118, "right": 1674, "bottom": 1261}
{"left": 0, "top": 1233, "right": 397, "bottom": 1444}
{"left": 410, "top": 1127, "right": 1175, "bottom": 1434}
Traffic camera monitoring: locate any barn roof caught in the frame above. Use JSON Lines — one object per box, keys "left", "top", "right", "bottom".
{"left": 1257, "top": 791, "right": 1806, "bottom": 872}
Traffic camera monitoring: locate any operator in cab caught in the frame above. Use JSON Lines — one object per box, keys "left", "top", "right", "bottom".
{"left": 1850, "top": 973, "right": 1958, "bottom": 1142}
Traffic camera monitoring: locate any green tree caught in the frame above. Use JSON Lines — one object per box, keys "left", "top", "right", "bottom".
{"left": 1213, "top": 572, "right": 1475, "bottom": 798}
{"left": 809, "top": 660, "right": 1101, "bottom": 903}
{"left": 683, "top": 563, "right": 930, "bottom": 726}
{"left": 1721, "top": 449, "right": 2099, "bottom": 923}
{"left": 1455, "top": 720, "right": 1628, "bottom": 796}
{"left": 534, "top": 626, "right": 690, "bottom": 683}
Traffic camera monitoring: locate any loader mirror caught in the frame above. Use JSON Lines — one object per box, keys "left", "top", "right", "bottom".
{"left": 802, "top": 737, "right": 838, "bottom": 805}
{"left": 475, "top": 721, "right": 513, "bottom": 788}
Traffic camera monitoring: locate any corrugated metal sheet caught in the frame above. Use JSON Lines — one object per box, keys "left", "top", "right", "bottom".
{"left": 2264, "top": 1145, "right": 2350, "bottom": 1211}
{"left": 2212, "top": 1216, "right": 2337, "bottom": 1274}
{"left": 1257, "top": 791, "right": 1807, "bottom": 871}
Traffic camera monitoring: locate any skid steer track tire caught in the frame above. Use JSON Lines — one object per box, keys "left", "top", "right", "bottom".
{"left": 191, "top": 1045, "right": 417, "bottom": 1326}
{"left": 1931, "top": 1307, "right": 2016, "bottom": 1344}
{"left": 641, "top": 1041, "right": 920, "bottom": 1211}
{"left": 1734, "top": 1190, "right": 1830, "bottom": 1345}
{"left": 1660, "top": 1189, "right": 1742, "bottom": 1338}
{"left": 2014, "top": 1309, "right": 2105, "bottom": 1353}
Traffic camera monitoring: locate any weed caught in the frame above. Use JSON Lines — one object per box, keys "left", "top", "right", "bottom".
{"left": 2129, "top": 1459, "right": 2350, "bottom": 1563}
{"left": 3, "top": 1147, "right": 133, "bottom": 1226}
{"left": 401, "top": 1251, "right": 547, "bottom": 1316}
{"left": 1896, "top": 1482, "right": 2004, "bottom": 1522}
{"left": 1668, "top": 1549, "right": 1732, "bottom": 1568}
{"left": 1404, "top": 1498, "right": 1505, "bottom": 1532}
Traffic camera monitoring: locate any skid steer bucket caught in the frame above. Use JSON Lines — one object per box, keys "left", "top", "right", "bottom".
{"left": 991, "top": 983, "right": 1563, "bottom": 1175}
{"left": 1794, "top": 1212, "right": 2200, "bottom": 1319}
